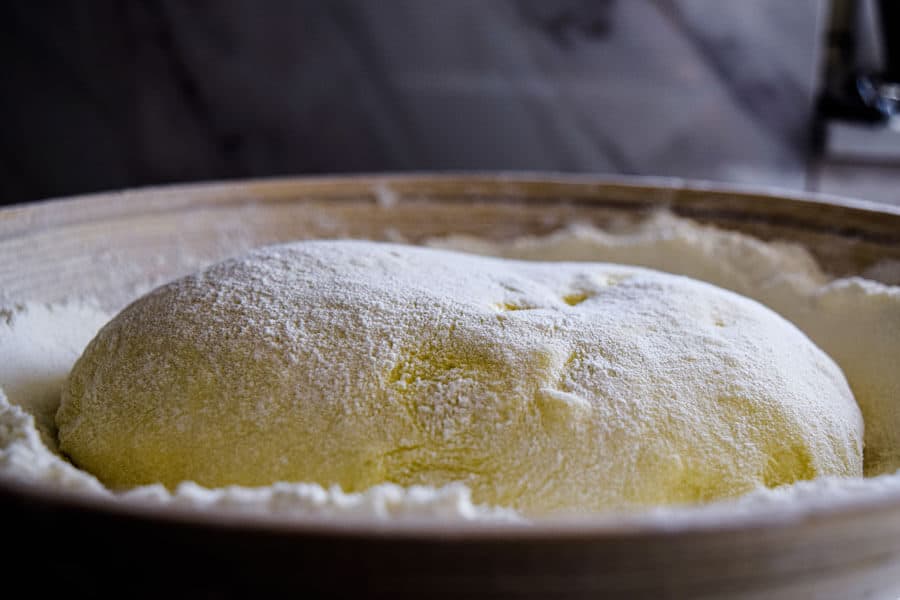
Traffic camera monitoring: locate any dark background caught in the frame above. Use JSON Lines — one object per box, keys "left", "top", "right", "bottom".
{"left": 2, "top": 0, "right": 898, "bottom": 206}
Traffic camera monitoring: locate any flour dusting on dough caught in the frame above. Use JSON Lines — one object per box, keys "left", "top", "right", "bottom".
{"left": 1, "top": 213, "right": 899, "bottom": 522}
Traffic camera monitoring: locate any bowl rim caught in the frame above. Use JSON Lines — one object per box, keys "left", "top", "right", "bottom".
{"left": 4, "top": 171, "right": 900, "bottom": 231}
{"left": 3, "top": 470, "right": 899, "bottom": 540}
{"left": 2, "top": 171, "right": 899, "bottom": 541}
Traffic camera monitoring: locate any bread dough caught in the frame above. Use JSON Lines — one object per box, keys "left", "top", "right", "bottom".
{"left": 56, "top": 241, "right": 863, "bottom": 513}
{"left": 432, "top": 215, "right": 900, "bottom": 476}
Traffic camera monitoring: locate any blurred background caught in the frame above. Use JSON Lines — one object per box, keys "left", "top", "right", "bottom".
{"left": 1, "top": 0, "right": 898, "bottom": 206}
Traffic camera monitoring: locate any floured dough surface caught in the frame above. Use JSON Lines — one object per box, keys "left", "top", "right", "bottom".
{"left": 432, "top": 214, "right": 900, "bottom": 476}
{"left": 56, "top": 241, "right": 863, "bottom": 513}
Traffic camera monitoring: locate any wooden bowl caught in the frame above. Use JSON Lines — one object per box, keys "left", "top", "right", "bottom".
{"left": 2, "top": 174, "right": 900, "bottom": 599}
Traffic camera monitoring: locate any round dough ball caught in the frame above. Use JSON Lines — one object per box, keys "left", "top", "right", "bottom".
{"left": 57, "top": 241, "right": 863, "bottom": 513}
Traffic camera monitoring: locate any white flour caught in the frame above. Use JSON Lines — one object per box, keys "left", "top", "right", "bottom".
{"left": 1, "top": 212, "right": 899, "bottom": 523}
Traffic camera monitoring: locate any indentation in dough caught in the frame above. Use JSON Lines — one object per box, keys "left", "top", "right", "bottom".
{"left": 535, "top": 350, "right": 591, "bottom": 434}
{"left": 561, "top": 292, "right": 589, "bottom": 306}
{"left": 493, "top": 302, "right": 536, "bottom": 312}
{"left": 536, "top": 387, "right": 592, "bottom": 434}
{"left": 387, "top": 344, "right": 507, "bottom": 441}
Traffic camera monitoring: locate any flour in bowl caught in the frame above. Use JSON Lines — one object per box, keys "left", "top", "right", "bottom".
{"left": 1, "top": 213, "right": 899, "bottom": 522}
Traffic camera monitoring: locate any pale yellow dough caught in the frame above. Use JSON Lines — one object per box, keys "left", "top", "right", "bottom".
{"left": 56, "top": 241, "right": 863, "bottom": 513}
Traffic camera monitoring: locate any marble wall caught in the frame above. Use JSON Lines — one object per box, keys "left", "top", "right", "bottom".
{"left": 1, "top": 1, "right": 830, "bottom": 204}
